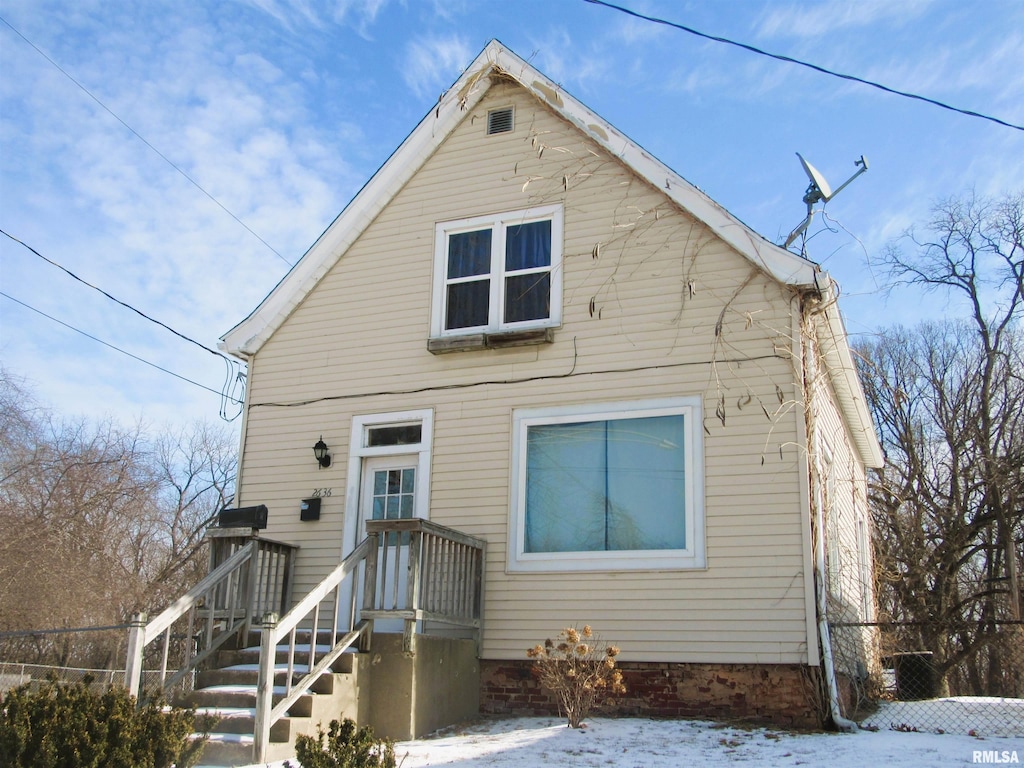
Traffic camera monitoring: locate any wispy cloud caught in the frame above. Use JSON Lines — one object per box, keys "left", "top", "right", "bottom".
{"left": 243, "top": 0, "right": 390, "bottom": 36}
{"left": 528, "top": 30, "right": 613, "bottom": 96}
{"left": 401, "top": 35, "right": 473, "bottom": 101}
{"left": 1, "top": 2, "right": 365, "bottom": 422}
{"left": 244, "top": 0, "right": 323, "bottom": 31}
{"left": 332, "top": 0, "right": 389, "bottom": 39}
{"left": 755, "top": 0, "right": 935, "bottom": 39}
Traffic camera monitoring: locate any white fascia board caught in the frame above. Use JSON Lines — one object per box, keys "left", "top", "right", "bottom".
{"left": 816, "top": 282, "right": 884, "bottom": 469}
{"left": 221, "top": 40, "right": 818, "bottom": 358}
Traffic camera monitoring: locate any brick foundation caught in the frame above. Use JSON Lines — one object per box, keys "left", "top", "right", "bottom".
{"left": 480, "top": 660, "right": 822, "bottom": 729}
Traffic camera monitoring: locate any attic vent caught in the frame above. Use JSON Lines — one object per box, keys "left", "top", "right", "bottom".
{"left": 487, "top": 107, "right": 514, "bottom": 135}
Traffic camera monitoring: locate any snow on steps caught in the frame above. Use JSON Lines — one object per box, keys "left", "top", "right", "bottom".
{"left": 189, "top": 642, "right": 360, "bottom": 768}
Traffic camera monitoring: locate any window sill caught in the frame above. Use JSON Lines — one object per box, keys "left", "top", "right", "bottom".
{"left": 508, "top": 550, "right": 706, "bottom": 573}
{"left": 427, "top": 328, "right": 554, "bottom": 354}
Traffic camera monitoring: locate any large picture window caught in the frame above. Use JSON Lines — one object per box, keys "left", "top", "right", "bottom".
{"left": 509, "top": 399, "right": 705, "bottom": 572}
{"left": 432, "top": 205, "right": 563, "bottom": 337}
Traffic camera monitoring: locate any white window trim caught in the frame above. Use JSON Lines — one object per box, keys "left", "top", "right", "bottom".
{"left": 430, "top": 204, "right": 563, "bottom": 338}
{"left": 508, "top": 397, "right": 706, "bottom": 573}
{"left": 343, "top": 409, "right": 433, "bottom": 553}
{"left": 856, "top": 509, "right": 875, "bottom": 622}
{"left": 822, "top": 442, "right": 843, "bottom": 600}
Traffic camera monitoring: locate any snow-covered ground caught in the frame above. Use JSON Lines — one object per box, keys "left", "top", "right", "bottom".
{"left": 862, "top": 697, "right": 1024, "bottom": 739}
{"left": 243, "top": 712, "right": 1023, "bottom": 768}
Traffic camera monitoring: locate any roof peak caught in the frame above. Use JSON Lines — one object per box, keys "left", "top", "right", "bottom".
{"left": 221, "top": 40, "right": 819, "bottom": 358}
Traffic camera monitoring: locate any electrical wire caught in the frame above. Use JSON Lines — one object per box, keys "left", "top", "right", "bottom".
{"left": 0, "top": 291, "right": 242, "bottom": 404}
{"left": 0, "top": 624, "right": 132, "bottom": 637}
{"left": 583, "top": 0, "right": 1024, "bottom": 133}
{"left": 1, "top": 228, "right": 228, "bottom": 361}
{"left": 251, "top": 347, "right": 786, "bottom": 409}
{"left": 0, "top": 14, "right": 294, "bottom": 267}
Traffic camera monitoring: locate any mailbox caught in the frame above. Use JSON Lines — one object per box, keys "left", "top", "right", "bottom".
{"left": 300, "top": 497, "right": 321, "bottom": 521}
{"left": 217, "top": 505, "right": 268, "bottom": 529}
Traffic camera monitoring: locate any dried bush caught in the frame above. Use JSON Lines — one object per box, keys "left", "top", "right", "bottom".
{"left": 527, "top": 625, "right": 626, "bottom": 728}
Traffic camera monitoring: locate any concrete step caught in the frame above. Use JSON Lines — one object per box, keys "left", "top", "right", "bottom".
{"left": 194, "top": 732, "right": 253, "bottom": 768}
{"left": 194, "top": 706, "right": 255, "bottom": 735}
{"left": 218, "top": 644, "right": 357, "bottom": 673}
{"left": 188, "top": 632, "right": 365, "bottom": 767}
{"left": 196, "top": 706, "right": 302, "bottom": 743}
{"left": 187, "top": 684, "right": 315, "bottom": 717}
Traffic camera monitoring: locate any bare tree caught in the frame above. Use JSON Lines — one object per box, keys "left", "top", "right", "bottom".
{"left": 0, "top": 368, "right": 236, "bottom": 668}
{"left": 856, "top": 191, "right": 1023, "bottom": 695}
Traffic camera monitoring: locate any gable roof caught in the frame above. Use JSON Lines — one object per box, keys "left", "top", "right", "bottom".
{"left": 220, "top": 39, "right": 820, "bottom": 359}
{"left": 219, "top": 39, "right": 882, "bottom": 469}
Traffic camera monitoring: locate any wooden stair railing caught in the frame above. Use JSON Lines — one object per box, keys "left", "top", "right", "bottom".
{"left": 252, "top": 518, "right": 485, "bottom": 762}
{"left": 252, "top": 537, "right": 374, "bottom": 763}
{"left": 125, "top": 531, "right": 297, "bottom": 700}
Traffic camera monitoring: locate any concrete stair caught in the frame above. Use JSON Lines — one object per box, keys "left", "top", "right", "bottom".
{"left": 190, "top": 634, "right": 363, "bottom": 768}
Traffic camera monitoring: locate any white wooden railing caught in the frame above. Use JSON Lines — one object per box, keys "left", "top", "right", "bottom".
{"left": 125, "top": 531, "right": 297, "bottom": 700}
{"left": 123, "top": 517, "right": 484, "bottom": 762}
{"left": 362, "top": 518, "right": 486, "bottom": 652}
{"left": 252, "top": 518, "right": 485, "bottom": 762}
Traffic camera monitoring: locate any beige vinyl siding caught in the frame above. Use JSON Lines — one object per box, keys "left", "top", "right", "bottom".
{"left": 810, "top": 321, "right": 873, "bottom": 622}
{"left": 808, "top": 311, "right": 880, "bottom": 676}
{"left": 238, "top": 81, "right": 812, "bottom": 664}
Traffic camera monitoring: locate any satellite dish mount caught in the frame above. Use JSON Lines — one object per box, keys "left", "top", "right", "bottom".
{"left": 783, "top": 153, "right": 868, "bottom": 249}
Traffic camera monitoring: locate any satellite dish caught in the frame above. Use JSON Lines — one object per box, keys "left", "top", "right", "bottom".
{"left": 783, "top": 153, "right": 868, "bottom": 250}
{"left": 798, "top": 153, "right": 832, "bottom": 204}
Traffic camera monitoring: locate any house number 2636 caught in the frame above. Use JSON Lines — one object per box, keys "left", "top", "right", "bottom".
{"left": 311, "top": 488, "right": 332, "bottom": 497}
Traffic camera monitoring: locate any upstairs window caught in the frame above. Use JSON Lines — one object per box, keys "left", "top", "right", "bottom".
{"left": 431, "top": 205, "right": 563, "bottom": 338}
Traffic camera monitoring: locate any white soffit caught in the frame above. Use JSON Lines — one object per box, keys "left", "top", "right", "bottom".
{"left": 220, "top": 39, "right": 820, "bottom": 358}
{"left": 817, "top": 285, "right": 884, "bottom": 469}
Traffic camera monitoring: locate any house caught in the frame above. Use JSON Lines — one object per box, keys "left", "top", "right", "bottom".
{"left": 208, "top": 39, "right": 883, "bottom": 754}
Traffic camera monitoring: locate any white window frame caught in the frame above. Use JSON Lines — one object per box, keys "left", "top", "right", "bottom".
{"left": 343, "top": 409, "right": 434, "bottom": 553}
{"left": 430, "top": 204, "right": 563, "bottom": 338}
{"left": 508, "top": 397, "right": 705, "bottom": 573}
{"left": 822, "top": 442, "right": 843, "bottom": 601}
{"left": 856, "top": 508, "right": 875, "bottom": 622}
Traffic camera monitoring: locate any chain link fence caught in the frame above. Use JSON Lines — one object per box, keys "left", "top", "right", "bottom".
{"left": 0, "top": 662, "right": 168, "bottom": 694}
{"left": 828, "top": 619, "right": 1024, "bottom": 737}
{"left": 0, "top": 625, "right": 194, "bottom": 699}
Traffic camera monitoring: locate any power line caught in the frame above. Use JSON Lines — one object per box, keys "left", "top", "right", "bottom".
{"left": 1, "top": 228, "right": 227, "bottom": 361}
{"left": 0, "top": 14, "right": 295, "bottom": 267}
{"left": 0, "top": 291, "right": 242, "bottom": 404}
{"left": 583, "top": 0, "right": 1024, "bottom": 133}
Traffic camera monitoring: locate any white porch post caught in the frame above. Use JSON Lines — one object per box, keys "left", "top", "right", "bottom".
{"left": 124, "top": 612, "right": 147, "bottom": 699}
{"left": 253, "top": 611, "right": 278, "bottom": 764}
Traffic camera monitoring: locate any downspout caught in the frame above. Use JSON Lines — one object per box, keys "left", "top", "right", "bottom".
{"left": 811, "top": 447, "right": 857, "bottom": 732}
{"left": 803, "top": 295, "right": 857, "bottom": 732}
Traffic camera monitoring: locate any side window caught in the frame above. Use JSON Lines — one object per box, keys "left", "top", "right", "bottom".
{"left": 432, "top": 205, "right": 562, "bottom": 337}
{"left": 856, "top": 511, "right": 874, "bottom": 621}
{"left": 822, "top": 444, "right": 843, "bottom": 601}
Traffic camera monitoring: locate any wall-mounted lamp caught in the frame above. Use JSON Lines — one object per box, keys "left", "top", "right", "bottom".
{"left": 313, "top": 436, "right": 331, "bottom": 469}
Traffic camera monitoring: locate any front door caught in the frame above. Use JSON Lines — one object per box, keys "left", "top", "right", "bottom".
{"left": 359, "top": 455, "right": 422, "bottom": 631}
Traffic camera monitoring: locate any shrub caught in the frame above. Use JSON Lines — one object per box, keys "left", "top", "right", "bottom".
{"left": 527, "top": 625, "right": 626, "bottom": 728}
{"left": 290, "top": 718, "right": 396, "bottom": 768}
{"left": 0, "top": 678, "right": 207, "bottom": 768}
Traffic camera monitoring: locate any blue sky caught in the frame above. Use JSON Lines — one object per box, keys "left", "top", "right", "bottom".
{"left": 2, "top": 0, "right": 1022, "bottom": 427}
